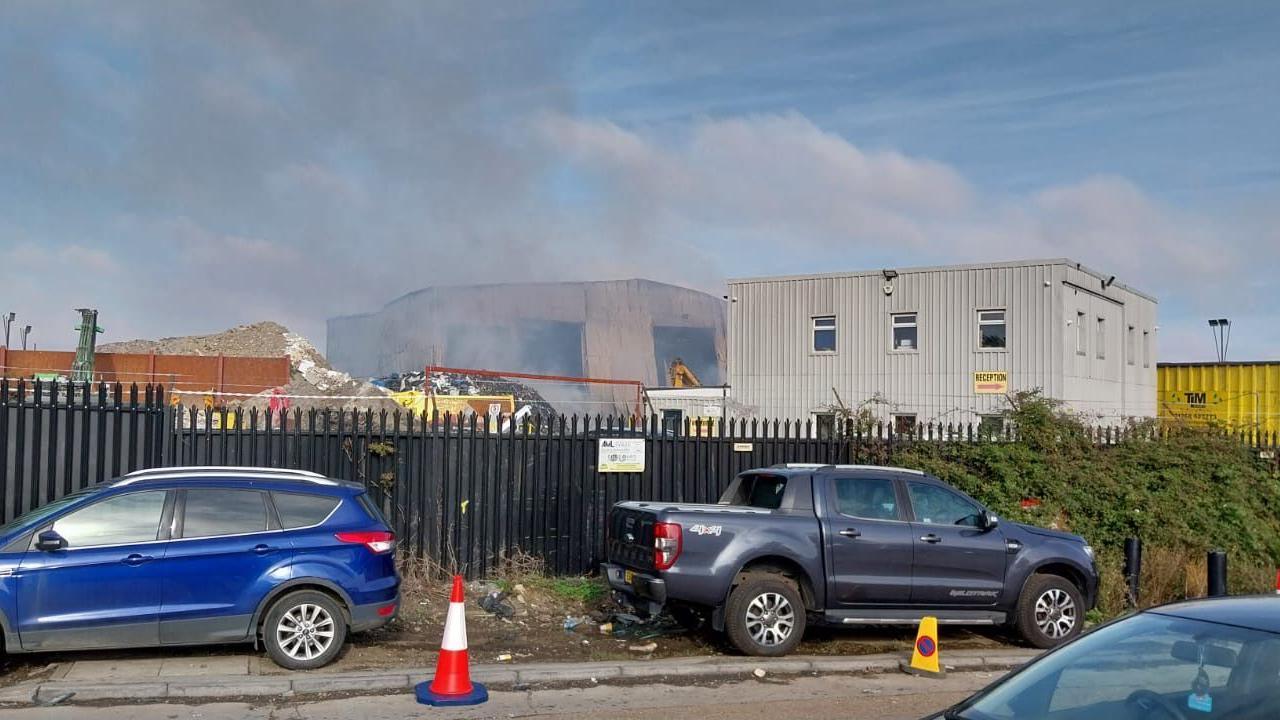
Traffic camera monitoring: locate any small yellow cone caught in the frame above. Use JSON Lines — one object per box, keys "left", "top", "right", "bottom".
{"left": 900, "top": 616, "right": 944, "bottom": 678}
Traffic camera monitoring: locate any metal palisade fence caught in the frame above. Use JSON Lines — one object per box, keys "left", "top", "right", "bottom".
{"left": 2, "top": 380, "right": 1278, "bottom": 577}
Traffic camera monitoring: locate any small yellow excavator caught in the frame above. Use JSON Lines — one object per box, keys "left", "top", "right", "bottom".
{"left": 668, "top": 358, "right": 701, "bottom": 388}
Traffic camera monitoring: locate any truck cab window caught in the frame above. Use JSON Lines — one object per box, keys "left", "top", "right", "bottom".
{"left": 834, "top": 477, "right": 899, "bottom": 520}
{"left": 907, "top": 482, "right": 982, "bottom": 527}
{"left": 720, "top": 474, "right": 787, "bottom": 509}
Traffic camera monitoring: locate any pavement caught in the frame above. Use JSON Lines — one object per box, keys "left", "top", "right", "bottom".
{"left": 0, "top": 648, "right": 1039, "bottom": 707}
{"left": 0, "top": 672, "right": 1003, "bottom": 719}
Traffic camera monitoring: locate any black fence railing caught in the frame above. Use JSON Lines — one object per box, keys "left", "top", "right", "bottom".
{"left": 3, "top": 380, "right": 1278, "bottom": 577}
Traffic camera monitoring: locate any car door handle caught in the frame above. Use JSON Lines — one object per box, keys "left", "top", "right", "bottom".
{"left": 920, "top": 534, "right": 942, "bottom": 544}
{"left": 838, "top": 528, "right": 862, "bottom": 539}
{"left": 122, "top": 553, "right": 154, "bottom": 566}
{"left": 253, "top": 544, "right": 278, "bottom": 555}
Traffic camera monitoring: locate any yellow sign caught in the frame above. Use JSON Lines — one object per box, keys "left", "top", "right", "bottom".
{"left": 391, "top": 390, "right": 427, "bottom": 415}
{"left": 688, "top": 416, "right": 719, "bottom": 437}
{"left": 906, "top": 616, "right": 943, "bottom": 676}
{"left": 973, "top": 371, "right": 1008, "bottom": 394}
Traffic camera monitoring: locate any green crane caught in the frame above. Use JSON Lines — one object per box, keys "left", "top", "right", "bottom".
{"left": 71, "top": 308, "right": 103, "bottom": 383}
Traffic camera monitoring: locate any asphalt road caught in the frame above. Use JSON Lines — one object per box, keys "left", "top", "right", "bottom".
{"left": 0, "top": 672, "right": 997, "bottom": 720}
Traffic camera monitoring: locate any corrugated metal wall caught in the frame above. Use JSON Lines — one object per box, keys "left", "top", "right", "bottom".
{"left": 1159, "top": 362, "right": 1280, "bottom": 434}
{"left": 728, "top": 260, "right": 1158, "bottom": 424}
{"left": 326, "top": 280, "right": 727, "bottom": 385}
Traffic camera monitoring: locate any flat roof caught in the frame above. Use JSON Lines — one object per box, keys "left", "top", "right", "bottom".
{"left": 728, "top": 257, "right": 1156, "bottom": 303}
{"left": 1158, "top": 361, "right": 1280, "bottom": 368}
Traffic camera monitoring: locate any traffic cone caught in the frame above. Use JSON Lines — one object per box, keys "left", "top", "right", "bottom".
{"left": 899, "top": 616, "right": 945, "bottom": 678}
{"left": 415, "top": 575, "right": 489, "bottom": 706}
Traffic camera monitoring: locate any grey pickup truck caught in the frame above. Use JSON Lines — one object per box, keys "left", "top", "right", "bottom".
{"left": 602, "top": 464, "right": 1098, "bottom": 656}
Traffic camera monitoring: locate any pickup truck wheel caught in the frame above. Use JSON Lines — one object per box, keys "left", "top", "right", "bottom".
{"left": 1015, "top": 574, "right": 1083, "bottom": 649}
{"left": 725, "top": 575, "right": 806, "bottom": 656}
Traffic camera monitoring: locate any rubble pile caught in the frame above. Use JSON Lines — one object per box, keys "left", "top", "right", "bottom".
{"left": 100, "top": 321, "right": 298, "bottom": 358}
{"left": 103, "top": 321, "right": 393, "bottom": 409}
{"left": 377, "top": 370, "right": 559, "bottom": 417}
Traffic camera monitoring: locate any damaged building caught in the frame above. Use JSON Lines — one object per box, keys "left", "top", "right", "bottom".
{"left": 327, "top": 279, "right": 727, "bottom": 391}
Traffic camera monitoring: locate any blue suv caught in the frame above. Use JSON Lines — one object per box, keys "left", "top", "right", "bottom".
{"left": 0, "top": 466, "right": 400, "bottom": 669}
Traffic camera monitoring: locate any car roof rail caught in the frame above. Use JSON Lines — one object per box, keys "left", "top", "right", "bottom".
{"left": 769, "top": 463, "right": 832, "bottom": 469}
{"left": 830, "top": 464, "right": 926, "bottom": 475}
{"left": 113, "top": 466, "right": 339, "bottom": 487}
{"left": 768, "top": 463, "right": 925, "bottom": 475}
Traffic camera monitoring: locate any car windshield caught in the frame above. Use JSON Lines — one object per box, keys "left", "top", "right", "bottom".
{"left": 0, "top": 485, "right": 102, "bottom": 540}
{"left": 954, "top": 612, "right": 1280, "bottom": 720}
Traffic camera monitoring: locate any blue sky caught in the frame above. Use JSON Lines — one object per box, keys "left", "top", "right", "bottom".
{"left": 1, "top": 1, "right": 1277, "bottom": 362}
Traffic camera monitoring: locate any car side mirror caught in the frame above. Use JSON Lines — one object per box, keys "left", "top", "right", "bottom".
{"left": 35, "top": 530, "right": 66, "bottom": 552}
{"left": 981, "top": 512, "right": 1000, "bottom": 531}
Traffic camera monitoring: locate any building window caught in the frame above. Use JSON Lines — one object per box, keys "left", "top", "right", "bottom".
{"left": 978, "top": 310, "right": 1006, "bottom": 349}
{"left": 891, "top": 313, "right": 918, "bottom": 351}
{"left": 1127, "top": 325, "right": 1135, "bottom": 365}
{"left": 815, "top": 413, "right": 835, "bottom": 440}
{"left": 893, "top": 414, "right": 917, "bottom": 435}
{"left": 978, "top": 414, "right": 1005, "bottom": 439}
{"left": 1143, "top": 331, "right": 1151, "bottom": 368}
{"left": 1096, "top": 317, "right": 1106, "bottom": 359}
{"left": 1075, "top": 311, "right": 1086, "bottom": 355}
{"left": 812, "top": 316, "right": 836, "bottom": 353}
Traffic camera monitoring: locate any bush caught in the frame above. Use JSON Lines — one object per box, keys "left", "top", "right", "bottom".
{"left": 892, "top": 392, "right": 1279, "bottom": 615}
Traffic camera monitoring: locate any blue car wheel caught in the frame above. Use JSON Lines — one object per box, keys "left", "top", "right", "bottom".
{"left": 263, "top": 590, "right": 348, "bottom": 670}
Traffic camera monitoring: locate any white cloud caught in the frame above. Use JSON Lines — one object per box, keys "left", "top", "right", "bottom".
{"left": 537, "top": 112, "right": 1278, "bottom": 360}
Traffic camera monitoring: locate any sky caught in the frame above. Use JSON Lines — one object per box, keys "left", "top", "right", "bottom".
{"left": 1, "top": 0, "right": 1277, "bottom": 362}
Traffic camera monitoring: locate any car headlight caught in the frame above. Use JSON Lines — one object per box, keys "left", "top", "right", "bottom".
{"left": 1083, "top": 544, "right": 1095, "bottom": 560}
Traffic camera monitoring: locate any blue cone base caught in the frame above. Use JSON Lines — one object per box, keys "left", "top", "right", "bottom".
{"left": 415, "top": 681, "right": 488, "bottom": 706}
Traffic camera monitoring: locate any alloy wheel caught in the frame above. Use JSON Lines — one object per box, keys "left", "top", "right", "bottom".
{"left": 744, "top": 592, "right": 795, "bottom": 647}
{"left": 276, "top": 603, "right": 336, "bottom": 661}
{"left": 1034, "top": 588, "right": 1077, "bottom": 639}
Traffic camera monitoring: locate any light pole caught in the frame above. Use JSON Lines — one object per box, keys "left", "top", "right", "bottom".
{"left": 2, "top": 312, "right": 13, "bottom": 348}
{"left": 20, "top": 325, "right": 32, "bottom": 351}
{"left": 1208, "top": 318, "right": 1231, "bottom": 363}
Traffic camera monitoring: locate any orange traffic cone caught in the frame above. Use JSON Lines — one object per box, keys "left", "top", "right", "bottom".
{"left": 415, "top": 575, "right": 489, "bottom": 706}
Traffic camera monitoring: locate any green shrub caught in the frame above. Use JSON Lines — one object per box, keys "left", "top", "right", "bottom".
{"left": 891, "top": 392, "right": 1279, "bottom": 615}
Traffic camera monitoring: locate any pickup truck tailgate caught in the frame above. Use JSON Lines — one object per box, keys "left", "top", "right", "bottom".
{"left": 607, "top": 505, "right": 656, "bottom": 571}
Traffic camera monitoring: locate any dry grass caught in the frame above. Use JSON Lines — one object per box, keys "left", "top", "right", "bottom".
{"left": 1095, "top": 545, "right": 1275, "bottom": 616}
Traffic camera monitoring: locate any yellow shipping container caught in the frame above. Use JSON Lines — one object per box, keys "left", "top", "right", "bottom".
{"left": 1157, "top": 362, "right": 1280, "bottom": 435}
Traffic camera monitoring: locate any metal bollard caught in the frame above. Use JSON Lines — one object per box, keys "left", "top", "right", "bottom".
{"left": 1123, "top": 538, "right": 1142, "bottom": 607}
{"left": 1207, "top": 551, "right": 1228, "bottom": 597}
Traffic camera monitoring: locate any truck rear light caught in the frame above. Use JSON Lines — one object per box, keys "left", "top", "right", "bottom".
{"left": 653, "top": 522, "right": 682, "bottom": 570}
{"left": 335, "top": 530, "right": 396, "bottom": 554}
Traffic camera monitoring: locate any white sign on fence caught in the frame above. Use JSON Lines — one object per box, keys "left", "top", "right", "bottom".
{"left": 598, "top": 438, "right": 646, "bottom": 473}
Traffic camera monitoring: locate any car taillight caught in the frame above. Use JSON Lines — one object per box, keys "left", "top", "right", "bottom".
{"left": 653, "top": 522, "right": 682, "bottom": 571}
{"left": 335, "top": 531, "right": 396, "bottom": 554}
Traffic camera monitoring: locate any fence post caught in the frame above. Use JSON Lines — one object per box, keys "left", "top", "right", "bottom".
{"left": 1123, "top": 538, "right": 1142, "bottom": 607}
{"left": 1207, "top": 550, "right": 1228, "bottom": 597}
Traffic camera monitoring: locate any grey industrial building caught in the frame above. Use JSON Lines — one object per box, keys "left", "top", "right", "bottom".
{"left": 327, "top": 279, "right": 726, "bottom": 388}
{"left": 726, "top": 259, "right": 1158, "bottom": 430}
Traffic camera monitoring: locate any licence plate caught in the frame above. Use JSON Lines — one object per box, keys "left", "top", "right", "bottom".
{"left": 624, "top": 570, "right": 635, "bottom": 584}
